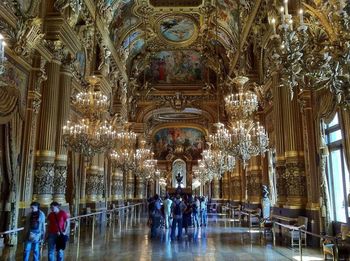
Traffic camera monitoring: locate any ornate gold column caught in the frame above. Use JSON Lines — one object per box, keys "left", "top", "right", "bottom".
{"left": 231, "top": 164, "right": 241, "bottom": 203}
{"left": 111, "top": 168, "right": 121, "bottom": 201}
{"left": 33, "top": 43, "right": 63, "bottom": 205}
{"left": 212, "top": 177, "right": 220, "bottom": 199}
{"left": 19, "top": 56, "right": 47, "bottom": 205}
{"left": 126, "top": 170, "right": 134, "bottom": 199}
{"left": 299, "top": 90, "right": 320, "bottom": 210}
{"left": 135, "top": 177, "right": 144, "bottom": 199}
{"left": 222, "top": 172, "right": 229, "bottom": 200}
{"left": 247, "top": 156, "right": 262, "bottom": 204}
{"left": 86, "top": 156, "right": 99, "bottom": 202}
{"left": 272, "top": 72, "right": 287, "bottom": 206}
{"left": 53, "top": 59, "right": 72, "bottom": 204}
{"left": 96, "top": 154, "right": 105, "bottom": 201}
{"left": 282, "top": 87, "right": 306, "bottom": 208}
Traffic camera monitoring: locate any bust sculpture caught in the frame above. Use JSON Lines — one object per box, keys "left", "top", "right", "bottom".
{"left": 176, "top": 172, "right": 183, "bottom": 188}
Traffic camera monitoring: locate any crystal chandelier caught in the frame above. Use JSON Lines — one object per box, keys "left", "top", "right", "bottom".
{"left": 201, "top": 142, "right": 235, "bottom": 179}
{"left": 159, "top": 177, "right": 167, "bottom": 187}
{"left": 63, "top": 77, "right": 115, "bottom": 157}
{"left": 74, "top": 76, "right": 109, "bottom": 120}
{"left": 194, "top": 159, "right": 213, "bottom": 183}
{"left": 227, "top": 120, "right": 269, "bottom": 168}
{"left": 269, "top": 0, "right": 350, "bottom": 107}
{"left": 111, "top": 123, "right": 137, "bottom": 171}
{"left": 134, "top": 140, "right": 154, "bottom": 180}
{"left": 110, "top": 149, "right": 135, "bottom": 171}
{"left": 224, "top": 76, "right": 258, "bottom": 119}
{"left": 209, "top": 122, "right": 231, "bottom": 152}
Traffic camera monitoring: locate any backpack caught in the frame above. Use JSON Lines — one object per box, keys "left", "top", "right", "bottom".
{"left": 174, "top": 201, "right": 182, "bottom": 216}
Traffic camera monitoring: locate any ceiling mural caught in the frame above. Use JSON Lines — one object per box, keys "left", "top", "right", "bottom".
{"left": 216, "top": 0, "right": 239, "bottom": 39}
{"left": 153, "top": 128, "right": 205, "bottom": 160}
{"left": 146, "top": 50, "right": 203, "bottom": 84}
{"left": 159, "top": 15, "right": 197, "bottom": 43}
{"left": 109, "top": 0, "right": 138, "bottom": 44}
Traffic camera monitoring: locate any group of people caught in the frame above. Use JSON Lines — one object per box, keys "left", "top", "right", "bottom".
{"left": 23, "top": 201, "right": 70, "bottom": 261}
{"left": 148, "top": 194, "right": 208, "bottom": 240}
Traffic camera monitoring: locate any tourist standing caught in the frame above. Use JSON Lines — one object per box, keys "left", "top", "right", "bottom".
{"left": 47, "top": 202, "right": 70, "bottom": 261}
{"left": 192, "top": 197, "right": 200, "bottom": 227}
{"left": 23, "top": 202, "right": 46, "bottom": 261}
{"left": 149, "top": 194, "right": 162, "bottom": 238}
{"left": 171, "top": 194, "right": 186, "bottom": 240}
{"left": 200, "top": 197, "right": 207, "bottom": 226}
{"left": 163, "top": 194, "right": 173, "bottom": 229}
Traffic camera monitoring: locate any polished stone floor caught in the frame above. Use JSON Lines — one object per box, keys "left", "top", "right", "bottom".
{"left": 0, "top": 215, "right": 324, "bottom": 261}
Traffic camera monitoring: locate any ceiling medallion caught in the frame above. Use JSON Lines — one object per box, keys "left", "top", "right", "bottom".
{"left": 157, "top": 14, "right": 198, "bottom": 46}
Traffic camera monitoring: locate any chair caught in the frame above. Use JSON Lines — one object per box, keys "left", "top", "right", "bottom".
{"left": 289, "top": 216, "right": 308, "bottom": 247}
{"left": 325, "top": 224, "right": 350, "bottom": 261}
{"left": 249, "top": 208, "right": 262, "bottom": 228}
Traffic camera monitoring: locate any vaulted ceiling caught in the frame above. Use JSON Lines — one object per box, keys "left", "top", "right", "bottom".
{"left": 107, "top": 0, "right": 261, "bottom": 141}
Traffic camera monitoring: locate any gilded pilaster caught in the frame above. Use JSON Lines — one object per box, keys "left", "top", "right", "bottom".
{"left": 299, "top": 90, "right": 320, "bottom": 209}
{"left": 135, "top": 177, "right": 145, "bottom": 199}
{"left": 231, "top": 165, "right": 241, "bottom": 202}
{"left": 247, "top": 156, "right": 262, "bottom": 204}
{"left": 212, "top": 177, "right": 220, "bottom": 199}
{"left": 282, "top": 83, "right": 306, "bottom": 208}
{"left": 222, "top": 172, "right": 229, "bottom": 200}
{"left": 111, "top": 168, "right": 123, "bottom": 200}
{"left": 34, "top": 44, "right": 63, "bottom": 205}
{"left": 272, "top": 72, "right": 287, "bottom": 206}
{"left": 86, "top": 156, "right": 99, "bottom": 202}
{"left": 126, "top": 170, "right": 135, "bottom": 199}
{"left": 20, "top": 55, "right": 47, "bottom": 205}
{"left": 96, "top": 154, "right": 105, "bottom": 201}
{"left": 53, "top": 59, "right": 72, "bottom": 204}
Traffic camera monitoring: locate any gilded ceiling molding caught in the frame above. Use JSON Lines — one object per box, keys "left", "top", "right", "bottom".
{"left": 84, "top": 0, "right": 127, "bottom": 80}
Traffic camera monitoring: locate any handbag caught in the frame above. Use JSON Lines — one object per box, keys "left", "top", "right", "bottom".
{"left": 54, "top": 213, "right": 69, "bottom": 251}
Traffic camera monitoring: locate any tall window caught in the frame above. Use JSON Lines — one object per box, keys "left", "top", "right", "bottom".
{"left": 324, "top": 113, "right": 350, "bottom": 223}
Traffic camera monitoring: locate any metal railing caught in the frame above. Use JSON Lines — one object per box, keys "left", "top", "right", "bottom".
{"left": 0, "top": 202, "right": 145, "bottom": 247}
{"left": 271, "top": 221, "right": 337, "bottom": 261}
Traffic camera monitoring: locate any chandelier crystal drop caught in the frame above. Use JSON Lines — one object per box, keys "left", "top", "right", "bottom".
{"left": 225, "top": 76, "right": 258, "bottom": 120}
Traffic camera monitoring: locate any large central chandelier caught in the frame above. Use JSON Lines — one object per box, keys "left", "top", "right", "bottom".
{"left": 63, "top": 76, "right": 115, "bottom": 157}
{"left": 224, "top": 76, "right": 258, "bottom": 119}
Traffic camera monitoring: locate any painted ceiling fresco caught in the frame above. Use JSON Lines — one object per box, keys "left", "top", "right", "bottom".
{"left": 146, "top": 50, "right": 203, "bottom": 84}
{"left": 109, "top": 0, "right": 138, "bottom": 44}
{"left": 153, "top": 128, "right": 205, "bottom": 160}
{"left": 159, "top": 16, "right": 196, "bottom": 43}
{"left": 216, "top": 0, "right": 239, "bottom": 39}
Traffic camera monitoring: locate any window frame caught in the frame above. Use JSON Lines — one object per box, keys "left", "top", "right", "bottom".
{"left": 324, "top": 113, "right": 350, "bottom": 223}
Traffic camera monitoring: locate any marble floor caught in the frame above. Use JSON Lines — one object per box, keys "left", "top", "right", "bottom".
{"left": 0, "top": 216, "right": 325, "bottom": 261}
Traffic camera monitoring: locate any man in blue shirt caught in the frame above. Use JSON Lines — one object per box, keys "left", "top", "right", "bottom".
{"left": 23, "top": 202, "right": 46, "bottom": 261}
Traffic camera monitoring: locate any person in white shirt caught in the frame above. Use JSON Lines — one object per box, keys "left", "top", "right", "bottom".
{"left": 163, "top": 194, "right": 173, "bottom": 229}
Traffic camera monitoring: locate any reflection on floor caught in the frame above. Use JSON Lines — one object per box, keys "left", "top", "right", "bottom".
{"left": 0, "top": 215, "right": 324, "bottom": 261}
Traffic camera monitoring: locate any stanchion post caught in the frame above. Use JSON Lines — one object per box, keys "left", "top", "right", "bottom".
{"left": 299, "top": 229, "right": 303, "bottom": 261}
{"left": 273, "top": 222, "right": 276, "bottom": 246}
{"left": 91, "top": 215, "right": 95, "bottom": 249}
{"left": 76, "top": 218, "right": 81, "bottom": 260}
